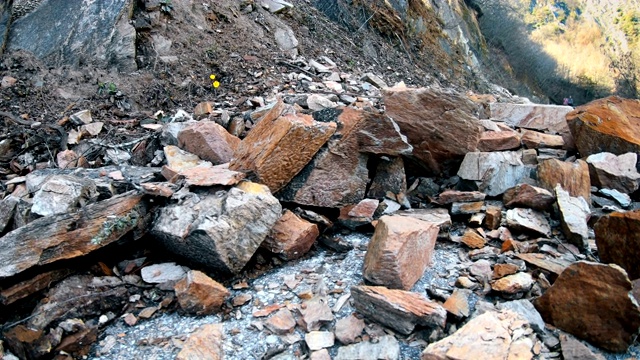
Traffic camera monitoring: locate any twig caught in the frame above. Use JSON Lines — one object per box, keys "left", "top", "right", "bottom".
{"left": 0, "top": 110, "right": 35, "bottom": 126}
{"left": 88, "top": 134, "right": 156, "bottom": 149}
{"left": 356, "top": 10, "right": 377, "bottom": 33}
{"left": 276, "top": 61, "right": 317, "bottom": 78}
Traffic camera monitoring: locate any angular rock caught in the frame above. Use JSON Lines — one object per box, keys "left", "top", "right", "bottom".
{"left": 457, "top": 151, "right": 530, "bottom": 196}
{"left": 141, "top": 263, "right": 186, "bottom": 284}
{"left": 421, "top": 310, "right": 535, "bottom": 360}
{"left": 31, "top": 175, "right": 98, "bottom": 217}
{"left": 152, "top": 182, "right": 282, "bottom": 274}
{"left": 174, "top": 270, "right": 229, "bottom": 315}
{"left": 351, "top": 285, "right": 446, "bottom": 335}
{"left": 506, "top": 208, "right": 551, "bottom": 237}
{"left": 163, "top": 145, "right": 210, "bottom": 173}
{"left": 586, "top": 152, "right": 640, "bottom": 194}
{"left": 477, "top": 126, "right": 522, "bottom": 152}
{"left": 299, "top": 297, "right": 334, "bottom": 331}
{"left": 443, "top": 289, "right": 472, "bottom": 318}
{"left": 560, "top": 332, "right": 606, "bottom": 360}
{"left": 497, "top": 299, "right": 545, "bottom": 334}
{"left": 521, "top": 130, "right": 565, "bottom": 149}
{"left": 355, "top": 112, "right": 413, "bottom": 156}
{"left": 177, "top": 121, "right": 240, "bottom": 165}
{"left": 566, "top": 96, "right": 640, "bottom": 157}
{"left": 337, "top": 199, "right": 379, "bottom": 230}
{"left": 436, "top": 190, "right": 486, "bottom": 204}
{"left": 230, "top": 103, "right": 336, "bottom": 192}
{"left": 516, "top": 253, "right": 571, "bottom": 276}
{"left": 384, "top": 86, "right": 482, "bottom": 174}
{"left": 396, "top": 208, "right": 452, "bottom": 229}
{"left": 599, "top": 188, "right": 631, "bottom": 208}
{"left": 264, "top": 308, "right": 296, "bottom": 335}
{"left": 534, "top": 261, "right": 640, "bottom": 352}
{"left": 334, "top": 314, "right": 365, "bottom": 345}
{"left": 538, "top": 159, "right": 591, "bottom": 202}
{"left": 493, "top": 263, "right": 519, "bottom": 279}
{"left": 461, "top": 228, "right": 486, "bottom": 249}
{"left": 305, "top": 331, "right": 334, "bottom": 351}
{"left": 307, "top": 94, "right": 337, "bottom": 111}
{"left": 176, "top": 324, "right": 224, "bottom": 360}
{"left": 361, "top": 73, "right": 388, "bottom": 89}
{"left": 0, "top": 195, "right": 18, "bottom": 234}
{"left": 261, "top": 210, "right": 319, "bottom": 260}
{"left": 450, "top": 201, "right": 484, "bottom": 215}
{"left": 178, "top": 165, "right": 246, "bottom": 187}
{"left": 363, "top": 215, "right": 439, "bottom": 290}
{"left": 335, "top": 335, "right": 399, "bottom": 360}
{"left": 555, "top": 185, "right": 590, "bottom": 249}
{"left": 484, "top": 206, "right": 502, "bottom": 230}
{"left": 503, "top": 183, "right": 555, "bottom": 211}
{"left": 367, "top": 157, "right": 407, "bottom": 199}
{"left": 595, "top": 210, "right": 640, "bottom": 280}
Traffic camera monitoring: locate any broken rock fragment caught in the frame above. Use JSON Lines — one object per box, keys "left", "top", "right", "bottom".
{"left": 537, "top": 158, "right": 591, "bottom": 202}
{"left": 555, "top": 185, "right": 590, "bottom": 249}
{"left": 594, "top": 210, "right": 640, "bottom": 280}
{"left": 586, "top": 152, "right": 640, "bottom": 194}
{"left": 176, "top": 324, "right": 224, "bottom": 360}
{"left": 506, "top": 208, "right": 550, "bottom": 237}
{"left": 31, "top": 175, "right": 98, "bottom": 217}
{"left": 457, "top": 151, "right": 530, "bottom": 196}
{"left": 261, "top": 209, "right": 319, "bottom": 260}
{"left": 174, "top": 270, "right": 230, "bottom": 315}
{"left": 503, "top": 183, "right": 555, "bottom": 211}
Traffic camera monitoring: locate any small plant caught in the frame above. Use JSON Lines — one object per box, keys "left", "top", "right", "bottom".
{"left": 97, "top": 81, "right": 118, "bottom": 96}
{"left": 160, "top": 0, "right": 173, "bottom": 15}
{"left": 210, "top": 74, "right": 220, "bottom": 92}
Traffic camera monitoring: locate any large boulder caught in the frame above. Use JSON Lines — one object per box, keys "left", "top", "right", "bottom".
{"left": 457, "top": 151, "right": 531, "bottom": 196}
{"left": 537, "top": 159, "right": 591, "bottom": 203}
{"left": 555, "top": 185, "right": 591, "bottom": 249}
{"left": 151, "top": 182, "right": 282, "bottom": 275}
{"left": 566, "top": 96, "right": 640, "bottom": 157}
{"left": 586, "top": 152, "right": 640, "bottom": 194}
{"left": 383, "top": 86, "right": 482, "bottom": 174}
{"left": 595, "top": 210, "right": 640, "bottom": 280}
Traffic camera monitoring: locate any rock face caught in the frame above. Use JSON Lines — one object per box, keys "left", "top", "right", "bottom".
{"left": 595, "top": 210, "right": 640, "bottom": 280}
{"left": 421, "top": 310, "right": 535, "bottom": 360}
{"left": 261, "top": 210, "right": 319, "bottom": 260}
{"left": 351, "top": 285, "right": 446, "bottom": 335}
{"left": 555, "top": 185, "right": 590, "bottom": 249}
{"left": 8, "top": 0, "right": 136, "bottom": 72}
{"left": 151, "top": 182, "right": 282, "bottom": 274}
{"left": 537, "top": 159, "right": 591, "bottom": 202}
{"left": 383, "top": 86, "right": 482, "bottom": 174}
{"left": 534, "top": 261, "right": 640, "bottom": 352}
{"left": 174, "top": 270, "right": 230, "bottom": 315}
{"left": 566, "top": 96, "right": 640, "bottom": 157}
{"left": 363, "top": 215, "right": 439, "bottom": 290}
{"left": 457, "top": 151, "right": 530, "bottom": 196}
{"left": 586, "top": 152, "right": 640, "bottom": 194}
{"left": 229, "top": 104, "right": 337, "bottom": 193}
{"left": 178, "top": 121, "right": 240, "bottom": 165}
{"left": 477, "top": 126, "right": 522, "bottom": 152}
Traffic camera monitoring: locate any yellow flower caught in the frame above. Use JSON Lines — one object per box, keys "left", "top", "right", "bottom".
{"left": 209, "top": 74, "right": 216, "bottom": 80}
{"left": 213, "top": 81, "right": 220, "bottom": 88}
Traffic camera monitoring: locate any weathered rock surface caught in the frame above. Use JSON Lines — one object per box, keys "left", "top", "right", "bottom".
{"left": 31, "top": 175, "right": 98, "bottom": 217}
{"left": 566, "top": 96, "right": 640, "bottom": 157}
{"left": 477, "top": 127, "right": 522, "bottom": 152}
{"left": 503, "top": 183, "right": 555, "bottom": 211}
{"left": 337, "top": 199, "right": 379, "bottom": 230}
{"left": 367, "top": 157, "right": 407, "bottom": 199}
{"left": 305, "top": 331, "right": 335, "bottom": 351}
{"left": 396, "top": 208, "right": 452, "bottom": 229}
{"left": 140, "top": 263, "right": 186, "bottom": 284}
{"left": 152, "top": 182, "right": 281, "bottom": 274}
{"left": 586, "top": 152, "right": 640, "bottom": 194}
{"left": 560, "top": 332, "right": 606, "bottom": 360}
{"left": 299, "top": 297, "right": 334, "bottom": 331}
{"left": 457, "top": 151, "right": 530, "bottom": 196}
{"left": 537, "top": 159, "right": 591, "bottom": 202}
{"left": 555, "top": 185, "right": 590, "bottom": 249}
{"left": 521, "top": 129, "right": 565, "bottom": 149}
{"left": 436, "top": 190, "right": 486, "bottom": 204}
{"left": 384, "top": 86, "right": 482, "bottom": 174}
{"left": 176, "top": 324, "right": 224, "bottom": 360}
{"left": 491, "top": 272, "right": 534, "bottom": 294}
{"left": 421, "top": 310, "right": 535, "bottom": 360}
{"left": 163, "top": 145, "right": 210, "bottom": 173}
{"left": 534, "top": 261, "right": 640, "bottom": 352}
{"left": 229, "top": 103, "right": 336, "bottom": 192}
{"left": 506, "top": 208, "right": 551, "bottom": 237}
{"left": 335, "top": 335, "right": 399, "bottom": 360}
{"left": 497, "top": 299, "right": 546, "bottom": 334}
{"left": 174, "top": 270, "right": 230, "bottom": 315}
{"left": 443, "top": 289, "right": 472, "bottom": 318}
{"left": 595, "top": 210, "right": 640, "bottom": 280}
{"left": 351, "top": 285, "right": 446, "bottom": 335}
{"left": 261, "top": 210, "right": 319, "bottom": 260}
{"left": 264, "top": 308, "right": 296, "bottom": 335}
{"left": 334, "top": 314, "right": 365, "bottom": 345}
{"left": 363, "top": 215, "right": 439, "bottom": 290}
{"left": 178, "top": 121, "right": 240, "bottom": 165}
{"left": 178, "top": 165, "right": 246, "bottom": 187}
{"left": 490, "top": 102, "right": 573, "bottom": 147}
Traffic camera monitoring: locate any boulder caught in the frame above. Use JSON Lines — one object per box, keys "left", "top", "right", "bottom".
{"left": 177, "top": 121, "right": 240, "bottom": 165}
{"left": 506, "top": 208, "right": 551, "bottom": 237}
{"left": 477, "top": 125, "right": 522, "bottom": 152}
{"left": 351, "top": 285, "right": 446, "bottom": 335}
{"left": 151, "top": 182, "right": 282, "bottom": 274}
{"left": 421, "top": 310, "right": 535, "bottom": 360}
{"left": 555, "top": 185, "right": 590, "bottom": 249}
{"left": 566, "top": 96, "right": 640, "bottom": 157}
{"left": 261, "top": 210, "right": 319, "bottom": 260}
{"left": 586, "top": 152, "right": 640, "bottom": 194}
{"left": 534, "top": 261, "right": 640, "bottom": 352}
{"left": 595, "top": 210, "right": 640, "bottom": 280}
{"left": 176, "top": 324, "right": 224, "bottom": 360}
{"left": 230, "top": 103, "right": 336, "bottom": 193}
{"left": 174, "top": 270, "right": 230, "bottom": 315}
{"left": 457, "top": 151, "right": 530, "bottom": 196}
{"left": 503, "top": 183, "right": 555, "bottom": 211}
{"left": 31, "top": 175, "right": 98, "bottom": 217}
{"left": 520, "top": 130, "right": 565, "bottom": 149}
{"left": 383, "top": 86, "right": 482, "bottom": 174}
{"left": 363, "top": 215, "right": 439, "bottom": 290}
{"left": 367, "top": 157, "right": 407, "bottom": 199}
{"left": 537, "top": 159, "right": 591, "bottom": 203}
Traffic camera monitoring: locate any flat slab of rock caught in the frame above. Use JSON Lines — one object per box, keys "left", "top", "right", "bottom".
{"left": 477, "top": 127, "right": 522, "bottom": 152}
{"left": 516, "top": 253, "right": 571, "bottom": 276}
{"left": 503, "top": 183, "right": 555, "bottom": 211}
{"left": 261, "top": 210, "right": 319, "bottom": 260}
{"left": 586, "top": 152, "right": 640, "bottom": 194}
{"left": 555, "top": 185, "right": 590, "bottom": 249}
{"left": 141, "top": 263, "right": 187, "bottom": 284}
{"left": 335, "top": 335, "right": 399, "bottom": 360}
{"left": 363, "top": 215, "right": 439, "bottom": 290}
{"left": 521, "top": 129, "right": 565, "bottom": 149}
{"left": 178, "top": 121, "right": 240, "bottom": 165}
{"left": 421, "top": 310, "right": 535, "bottom": 360}
{"left": 384, "top": 86, "right": 482, "bottom": 174}
{"left": 176, "top": 324, "right": 224, "bottom": 360}
{"left": 560, "top": 332, "right": 606, "bottom": 360}
{"left": 164, "top": 145, "right": 211, "bottom": 172}
{"left": 595, "top": 210, "right": 640, "bottom": 280}
{"left": 537, "top": 158, "right": 591, "bottom": 203}
{"left": 179, "top": 165, "right": 246, "bottom": 187}
{"left": 534, "top": 261, "right": 640, "bottom": 352}
{"left": 457, "top": 151, "right": 530, "bottom": 196}
{"left": 351, "top": 285, "right": 446, "bottom": 335}
{"left": 436, "top": 190, "right": 486, "bottom": 204}
{"left": 395, "top": 208, "right": 452, "bottom": 229}
{"left": 334, "top": 314, "right": 365, "bottom": 345}
{"left": 506, "top": 208, "right": 551, "bottom": 237}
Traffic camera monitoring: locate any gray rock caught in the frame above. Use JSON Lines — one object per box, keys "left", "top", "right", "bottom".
{"left": 505, "top": 208, "right": 551, "bottom": 237}
{"left": 161, "top": 120, "right": 197, "bottom": 146}
{"left": 8, "top": 0, "right": 136, "bottom": 72}
{"left": 140, "top": 263, "right": 187, "bottom": 284}
{"left": 497, "top": 299, "right": 546, "bottom": 334}
{"left": 31, "top": 175, "right": 98, "bottom": 217}
{"left": 555, "top": 185, "right": 590, "bottom": 249}
{"left": 599, "top": 188, "right": 631, "bottom": 208}
{"left": 361, "top": 73, "right": 388, "bottom": 89}
{"left": 259, "top": 0, "right": 293, "bottom": 14}
{"left": 457, "top": 151, "right": 531, "bottom": 196}
{"left": 274, "top": 24, "right": 298, "bottom": 58}
{"left": 587, "top": 152, "right": 640, "bottom": 194}
{"left": 0, "top": 195, "right": 19, "bottom": 234}
{"left": 335, "top": 335, "right": 399, "bottom": 360}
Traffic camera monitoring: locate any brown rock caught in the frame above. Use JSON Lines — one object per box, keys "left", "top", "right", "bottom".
{"left": 264, "top": 308, "right": 296, "bottom": 335}
{"left": 363, "top": 215, "right": 439, "bottom": 290}
{"left": 299, "top": 297, "right": 335, "bottom": 331}
{"left": 477, "top": 128, "right": 522, "bottom": 152}
{"left": 230, "top": 104, "right": 337, "bottom": 192}
{"left": 443, "top": 289, "right": 472, "bottom": 318}
{"left": 178, "top": 121, "right": 240, "bottom": 165}
{"left": 174, "top": 270, "right": 230, "bottom": 315}
{"left": 355, "top": 111, "right": 413, "bottom": 156}
{"left": 503, "top": 183, "right": 555, "bottom": 211}
{"left": 351, "top": 285, "right": 446, "bottom": 335}
{"left": 493, "top": 263, "right": 519, "bottom": 279}
{"left": 176, "top": 324, "right": 223, "bottom": 360}
{"left": 560, "top": 332, "right": 606, "bottom": 360}
{"left": 262, "top": 210, "right": 319, "bottom": 260}
{"left": 516, "top": 253, "right": 571, "bottom": 276}
{"left": 436, "top": 190, "right": 486, "bottom": 204}
{"left": 383, "top": 86, "right": 482, "bottom": 174}
{"left": 179, "top": 165, "right": 246, "bottom": 187}
{"left": 521, "top": 130, "right": 565, "bottom": 149}
{"left": 337, "top": 198, "right": 379, "bottom": 229}
{"left": 461, "top": 228, "right": 486, "bottom": 249}
{"left": 367, "top": 157, "right": 407, "bottom": 199}
{"left": 566, "top": 96, "right": 640, "bottom": 157}
{"left": 450, "top": 201, "right": 484, "bottom": 215}
{"left": 484, "top": 206, "right": 502, "bottom": 230}
{"left": 334, "top": 314, "right": 365, "bottom": 344}
{"left": 491, "top": 272, "right": 534, "bottom": 294}
{"left": 595, "top": 210, "right": 640, "bottom": 280}
{"left": 534, "top": 261, "right": 640, "bottom": 352}
{"left": 537, "top": 158, "right": 591, "bottom": 202}
{"left": 193, "top": 101, "right": 214, "bottom": 118}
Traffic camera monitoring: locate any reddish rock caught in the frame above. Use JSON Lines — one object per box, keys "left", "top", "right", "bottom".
{"left": 178, "top": 121, "right": 240, "bottom": 165}
{"left": 493, "top": 263, "right": 519, "bottom": 279}
{"left": 179, "top": 165, "right": 246, "bottom": 187}
{"left": 595, "top": 210, "right": 640, "bottom": 280}
{"left": 534, "top": 261, "right": 640, "bottom": 352}
{"left": 383, "top": 86, "right": 482, "bottom": 174}
{"left": 363, "top": 215, "right": 439, "bottom": 290}
{"left": 230, "top": 104, "right": 337, "bottom": 192}
{"left": 193, "top": 101, "right": 214, "bottom": 118}
{"left": 299, "top": 297, "right": 335, "bottom": 331}
{"left": 351, "top": 285, "right": 446, "bottom": 335}
{"left": 443, "top": 289, "right": 472, "bottom": 318}
{"left": 367, "top": 157, "right": 407, "bottom": 199}
{"left": 264, "top": 308, "right": 296, "bottom": 335}
{"left": 261, "top": 210, "right": 319, "bottom": 260}
{"left": 586, "top": 152, "right": 640, "bottom": 194}
{"left": 477, "top": 127, "right": 522, "bottom": 152}
{"left": 503, "top": 183, "right": 555, "bottom": 211}
{"left": 338, "top": 199, "right": 379, "bottom": 229}
{"left": 484, "top": 206, "right": 502, "bottom": 230}
{"left": 176, "top": 324, "right": 223, "bottom": 360}
{"left": 436, "top": 190, "right": 486, "bottom": 204}
{"left": 334, "top": 314, "right": 365, "bottom": 344}
{"left": 450, "top": 201, "right": 484, "bottom": 215}
{"left": 174, "top": 270, "right": 230, "bottom": 315}
{"left": 355, "top": 111, "right": 413, "bottom": 156}
{"left": 491, "top": 272, "right": 534, "bottom": 294}
{"left": 566, "top": 96, "right": 640, "bottom": 157}
{"left": 537, "top": 158, "right": 590, "bottom": 203}
{"left": 521, "top": 130, "right": 565, "bottom": 149}
{"left": 461, "top": 228, "right": 486, "bottom": 249}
